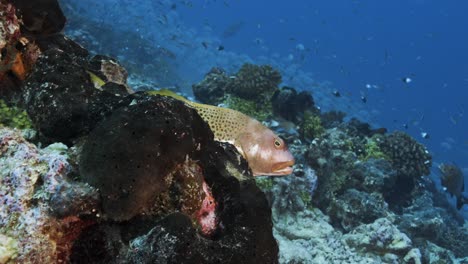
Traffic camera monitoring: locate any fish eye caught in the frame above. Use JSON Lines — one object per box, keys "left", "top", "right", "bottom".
{"left": 274, "top": 138, "right": 282, "bottom": 148}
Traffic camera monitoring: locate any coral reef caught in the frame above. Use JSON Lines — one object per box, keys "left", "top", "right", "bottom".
{"left": 271, "top": 86, "right": 317, "bottom": 123}
{"left": 299, "top": 110, "right": 324, "bottom": 140}
{"left": 223, "top": 95, "right": 273, "bottom": 121}
{"left": 21, "top": 35, "right": 133, "bottom": 145}
{"left": 378, "top": 131, "right": 432, "bottom": 180}
{"left": 320, "top": 110, "right": 346, "bottom": 129}
{"left": 229, "top": 63, "right": 281, "bottom": 101}
{"left": 343, "top": 218, "right": 415, "bottom": 259}
{"left": 0, "top": 127, "right": 99, "bottom": 263}
{"left": 192, "top": 67, "right": 231, "bottom": 105}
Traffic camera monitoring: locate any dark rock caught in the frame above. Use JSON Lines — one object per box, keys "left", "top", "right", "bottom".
{"left": 271, "top": 86, "right": 316, "bottom": 123}
{"left": 21, "top": 38, "right": 131, "bottom": 145}
{"left": 328, "top": 189, "right": 388, "bottom": 232}
{"left": 321, "top": 110, "right": 346, "bottom": 129}
{"left": 192, "top": 67, "right": 231, "bottom": 105}
{"left": 351, "top": 159, "right": 397, "bottom": 194}
{"left": 49, "top": 180, "right": 100, "bottom": 218}
{"left": 79, "top": 95, "right": 210, "bottom": 221}
{"left": 77, "top": 94, "right": 278, "bottom": 263}
{"left": 11, "top": 0, "right": 66, "bottom": 35}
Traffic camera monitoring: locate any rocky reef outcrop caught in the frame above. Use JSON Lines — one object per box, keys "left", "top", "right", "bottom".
{"left": 0, "top": 2, "right": 279, "bottom": 262}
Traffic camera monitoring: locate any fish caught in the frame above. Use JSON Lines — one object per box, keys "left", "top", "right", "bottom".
{"left": 332, "top": 90, "right": 341, "bottom": 97}
{"left": 439, "top": 163, "right": 466, "bottom": 209}
{"left": 421, "top": 132, "right": 430, "bottom": 139}
{"left": 401, "top": 77, "right": 412, "bottom": 84}
{"left": 147, "top": 89, "right": 295, "bottom": 176}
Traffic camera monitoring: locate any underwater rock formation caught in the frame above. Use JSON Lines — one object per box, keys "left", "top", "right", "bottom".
{"left": 10, "top": 0, "right": 66, "bottom": 35}
{"left": 192, "top": 67, "right": 231, "bottom": 105}
{"left": 193, "top": 64, "right": 282, "bottom": 107}
{"left": 21, "top": 36, "right": 133, "bottom": 145}
{"left": 343, "top": 218, "right": 418, "bottom": 263}
{"left": 77, "top": 94, "right": 279, "bottom": 263}
{"left": 0, "top": 127, "right": 99, "bottom": 263}
{"left": 271, "top": 86, "right": 317, "bottom": 123}
{"left": 378, "top": 131, "right": 431, "bottom": 180}
{"left": 229, "top": 63, "right": 281, "bottom": 101}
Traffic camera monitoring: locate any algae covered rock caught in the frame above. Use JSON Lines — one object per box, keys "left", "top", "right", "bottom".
{"left": 77, "top": 94, "right": 279, "bottom": 263}
{"left": 378, "top": 131, "right": 432, "bottom": 179}
{"left": 229, "top": 63, "right": 281, "bottom": 101}
{"left": 0, "top": 128, "right": 99, "bottom": 263}
{"left": 271, "top": 86, "right": 316, "bottom": 123}
{"left": 21, "top": 36, "right": 132, "bottom": 145}
{"left": 192, "top": 67, "right": 231, "bottom": 105}
{"left": 79, "top": 94, "right": 210, "bottom": 221}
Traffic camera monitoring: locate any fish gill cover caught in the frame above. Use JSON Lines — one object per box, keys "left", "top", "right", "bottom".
{"left": 0, "top": 0, "right": 467, "bottom": 263}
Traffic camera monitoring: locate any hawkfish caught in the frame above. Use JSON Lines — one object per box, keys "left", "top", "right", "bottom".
{"left": 147, "top": 89, "right": 295, "bottom": 176}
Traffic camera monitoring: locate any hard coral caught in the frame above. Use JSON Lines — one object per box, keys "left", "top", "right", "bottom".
{"left": 0, "top": 128, "right": 99, "bottom": 263}
{"left": 229, "top": 63, "right": 281, "bottom": 101}
{"left": 192, "top": 67, "right": 231, "bottom": 105}
{"left": 271, "top": 86, "right": 316, "bottom": 123}
{"left": 378, "top": 131, "right": 432, "bottom": 179}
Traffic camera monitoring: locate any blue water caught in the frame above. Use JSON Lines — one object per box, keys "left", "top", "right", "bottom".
{"left": 60, "top": 0, "right": 467, "bottom": 213}
{"left": 175, "top": 0, "right": 468, "bottom": 200}
{"left": 177, "top": 0, "right": 468, "bottom": 166}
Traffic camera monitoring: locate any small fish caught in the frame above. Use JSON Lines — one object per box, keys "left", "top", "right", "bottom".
{"left": 147, "top": 89, "right": 295, "bottom": 176}
{"left": 361, "top": 95, "right": 367, "bottom": 103}
{"left": 439, "top": 163, "right": 466, "bottom": 209}
{"left": 217, "top": 45, "right": 224, "bottom": 51}
{"left": 332, "top": 90, "right": 341, "bottom": 97}
{"left": 402, "top": 123, "right": 408, "bottom": 129}
{"left": 402, "top": 77, "right": 412, "bottom": 84}
{"left": 421, "top": 132, "right": 430, "bottom": 139}
{"left": 201, "top": 42, "right": 208, "bottom": 49}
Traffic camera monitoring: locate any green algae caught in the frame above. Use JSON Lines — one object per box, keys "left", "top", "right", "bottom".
{"left": 0, "top": 100, "right": 32, "bottom": 129}
{"left": 223, "top": 95, "right": 273, "bottom": 121}
{"left": 300, "top": 111, "right": 324, "bottom": 140}
{"left": 360, "top": 137, "right": 389, "bottom": 161}
{"left": 255, "top": 177, "right": 275, "bottom": 191}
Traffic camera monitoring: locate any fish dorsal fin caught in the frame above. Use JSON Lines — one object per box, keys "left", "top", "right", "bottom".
{"left": 146, "top": 89, "right": 191, "bottom": 104}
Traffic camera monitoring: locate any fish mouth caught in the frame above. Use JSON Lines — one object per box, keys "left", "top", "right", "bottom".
{"left": 271, "top": 160, "right": 295, "bottom": 175}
